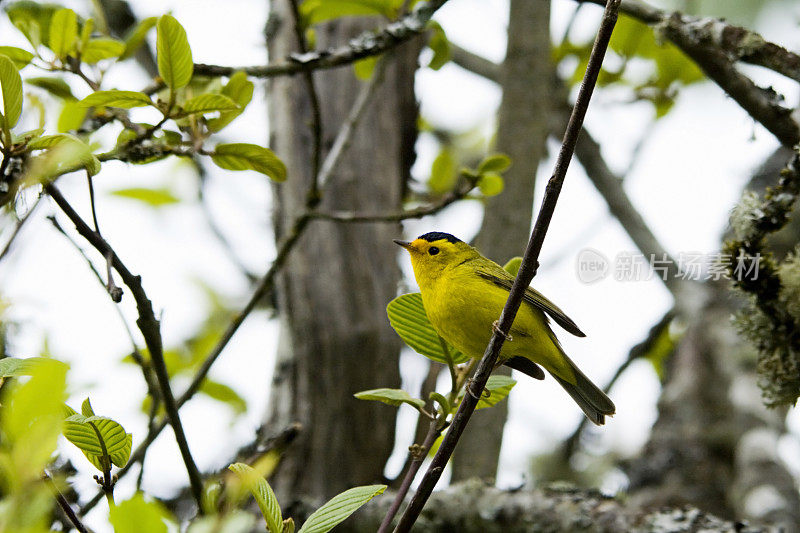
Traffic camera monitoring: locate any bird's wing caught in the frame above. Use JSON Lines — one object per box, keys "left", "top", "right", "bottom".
{"left": 476, "top": 268, "right": 586, "bottom": 337}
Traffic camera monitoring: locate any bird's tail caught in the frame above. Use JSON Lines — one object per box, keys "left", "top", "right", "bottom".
{"left": 552, "top": 356, "right": 615, "bottom": 425}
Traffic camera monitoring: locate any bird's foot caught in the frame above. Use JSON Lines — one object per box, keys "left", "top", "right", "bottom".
{"left": 492, "top": 320, "right": 512, "bottom": 342}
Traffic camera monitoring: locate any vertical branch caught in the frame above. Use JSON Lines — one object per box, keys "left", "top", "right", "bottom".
{"left": 287, "top": 0, "right": 324, "bottom": 206}
{"left": 391, "top": 1, "right": 622, "bottom": 530}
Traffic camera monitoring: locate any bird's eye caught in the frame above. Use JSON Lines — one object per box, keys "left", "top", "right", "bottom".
{"left": 428, "top": 247, "right": 440, "bottom": 255}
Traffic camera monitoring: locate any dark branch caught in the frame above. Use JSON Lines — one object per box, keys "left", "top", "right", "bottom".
{"left": 393, "top": 1, "right": 623, "bottom": 529}
{"left": 191, "top": 0, "right": 448, "bottom": 79}
{"left": 45, "top": 184, "right": 206, "bottom": 511}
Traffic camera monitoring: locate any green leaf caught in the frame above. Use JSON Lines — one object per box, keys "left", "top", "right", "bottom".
{"left": 78, "top": 18, "right": 94, "bottom": 53}
{"left": 48, "top": 8, "right": 78, "bottom": 59}
{"left": 121, "top": 17, "right": 157, "bottom": 60}
{"left": 81, "top": 38, "right": 125, "bottom": 63}
{"left": 1, "top": 357, "right": 68, "bottom": 482}
{"left": 27, "top": 133, "right": 75, "bottom": 150}
{"left": 207, "top": 71, "right": 254, "bottom": 132}
{"left": 0, "top": 55, "right": 23, "bottom": 130}
{"left": 478, "top": 153, "right": 511, "bottom": 174}
{"left": 502, "top": 257, "right": 522, "bottom": 277}
{"left": 62, "top": 400, "right": 132, "bottom": 470}
{"left": 429, "top": 391, "right": 451, "bottom": 415}
{"left": 57, "top": 99, "right": 88, "bottom": 132}
{"left": 477, "top": 172, "right": 504, "bottom": 197}
{"left": 386, "top": 293, "right": 468, "bottom": 364}
{"left": 298, "top": 485, "right": 386, "bottom": 533}
{"left": 7, "top": 3, "right": 59, "bottom": 49}
{"left": 109, "top": 493, "right": 173, "bottom": 533}
{"left": 300, "top": 0, "right": 401, "bottom": 26}
{"left": 109, "top": 187, "right": 180, "bottom": 207}
{"left": 79, "top": 89, "right": 153, "bottom": 109}
{"left": 0, "top": 356, "right": 67, "bottom": 378}
{"left": 157, "top": 14, "right": 193, "bottom": 91}
{"left": 354, "top": 388, "right": 426, "bottom": 411}
{"left": 428, "top": 148, "right": 456, "bottom": 194}
{"left": 199, "top": 379, "right": 247, "bottom": 414}
{"left": 353, "top": 55, "right": 379, "bottom": 80}
{"left": 426, "top": 21, "right": 450, "bottom": 71}
{"left": 228, "top": 463, "right": 283, "bottom": 533}
{"left": 469, "top": 375, "right": 517, "bottom": 409}
{"left": 26, "top": 76, "right": 76, "bottom": 100}
{"left": 211, "top": 143, "right": 287, "bottom": 182}
{"left": 180, "top": 93, "right": 239, "bottom": 115}
{"left": 0, "top": 46, "right": 35, "bottom": 69}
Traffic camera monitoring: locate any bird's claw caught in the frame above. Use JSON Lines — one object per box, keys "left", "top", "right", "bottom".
{"left": 492, "top": 320, "right": 512, "bottom": 342}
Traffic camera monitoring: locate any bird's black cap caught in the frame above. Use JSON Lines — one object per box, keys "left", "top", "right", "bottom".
{"left": 417, "top": 232, "right": 461, "bottom": 244}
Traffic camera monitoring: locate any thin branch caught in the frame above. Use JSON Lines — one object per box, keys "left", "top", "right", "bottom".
{"left": 378, "top": 420, "right": 442, "bottom": 533}
{"left": 392, "top": 1, "right": 622, "bottom": 529}
{"left": 288, "top": 0, "right": 324, "bottom": 206}
{"left": 560, "top": 308, "right": 675, "bottom": 460}
{"left": 448, "top": 43, "right": 501, "bottom": 82}
{"left": 317, "top": 58, "right": 388, "bottom": 191}
{"left": 44, "top": 472, "right": 90, "bottom": 533}
{"left": 307, "top": 184, "right": 474, "bottom": 223}
{"left": 576, "top": 0, "right": 800, "bottom": 148}
{"left": 190, "top": 0, "right": 449, "bottom": 80}
{"left": 47, "top": 215, "right": 161, "bottom": 412}
{"left": 45, "top": 184, "right": 205, "bottom": 512}
{"left": 0, "top": 195, "right": 42, "bottom": 263}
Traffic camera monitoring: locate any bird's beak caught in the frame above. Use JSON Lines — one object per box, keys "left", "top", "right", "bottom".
{"left": 393, "top": 239, "right": 413, "bottom": 250}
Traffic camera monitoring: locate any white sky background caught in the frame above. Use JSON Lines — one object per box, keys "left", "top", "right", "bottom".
{"left": 1, "top": 0, "right": 800, "bottom": 529}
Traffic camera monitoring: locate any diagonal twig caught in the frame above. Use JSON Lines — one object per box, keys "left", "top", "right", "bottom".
{"left": 392, "top": 1, "right": 622, "bottom": 530}
{"left": 45, "top": 184, "right": 205, "bottom": 511}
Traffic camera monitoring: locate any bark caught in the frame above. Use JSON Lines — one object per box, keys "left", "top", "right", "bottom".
{"left": 294, "top": 480, "right": 775, "bottom": 532}
{"left": 451, "top": 0, "right": 553, "bottom": 481}
{"left": 264, "top": 4, "right": 419, "bottom": 501}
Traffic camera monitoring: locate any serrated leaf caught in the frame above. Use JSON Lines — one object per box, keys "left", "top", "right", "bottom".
{"left": 81, "top": 38, "right": 125, "bottom": 63}
{"left": 109, "top": 493, "right": 173, "bottom": 533}
{"left": 460, "top": 375, "right": 516, "bottom": 409}
{"left": 207, "top": 71, "right": 254, "bottom": 132}
{"left": 228, "top": 463, "right": 282, "bottom": 533}
{"left": 477, "top": 172, "right": 504, "bottom": 197}
{"left": 478, "top": 153, "right": 511, "bottom": 173}
{"left": 180, "top": 93, "right": 239, "bottom": 115}
{"left": 199, "top": 379, "right": 247, "bottom": 414}
{"left": 428, "top": 148, "right": 456, "bottom": 194}
{"left": 0, "top": 46, "right": 35, "bottom": 69}
{"left": 26, "top": 76, "right": 75, "bottom": 100}
{"left": 0, "top": 356, "right": 68, "bottom": 378}
{"left": 121, "top": 17, "right": 157, "bottom": 60}
{"left": 386, "top": 293, "right": 468, "bottom": 364}
{"left": 63, "top": 407, "right": 132, "bottom": 470}
{"left": 0, "top": 55, "right": 23, "bottom": 129}
{"left": 354, "top": 388, "right": 426, "bottom": 411}
{"left": 27, "top": 133, "right": 74, "bottom": 150}
{"left": 157, "top": 15, "right": 193, "bottom": 91}
{"left": 211, "top": 143, "right": 287, "bottom": 182}
{"left": 81, "top": 397, "right": 95, "bottom": 417}
{"left": 298, "top": 484, "right": 386, "bottom": 533}
{"left": 79, "top": 89, "right": 153, "bottom": 109}
{"left": 49, "top": 8, "right": 78, "bottom": 59}
{"left": 110, "top": 187, "right": 180, "bottom": 207}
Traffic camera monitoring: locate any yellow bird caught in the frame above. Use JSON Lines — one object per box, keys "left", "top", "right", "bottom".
{"left": 395, "top": 232, "right": 615, "bottom": 425}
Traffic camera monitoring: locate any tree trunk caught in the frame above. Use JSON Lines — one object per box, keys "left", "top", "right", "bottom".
{"left": 264, "top": 4, "right": 419, "bottom": 502}
{"left": 451, "top": 0, "right": 553, "bottom": 482}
